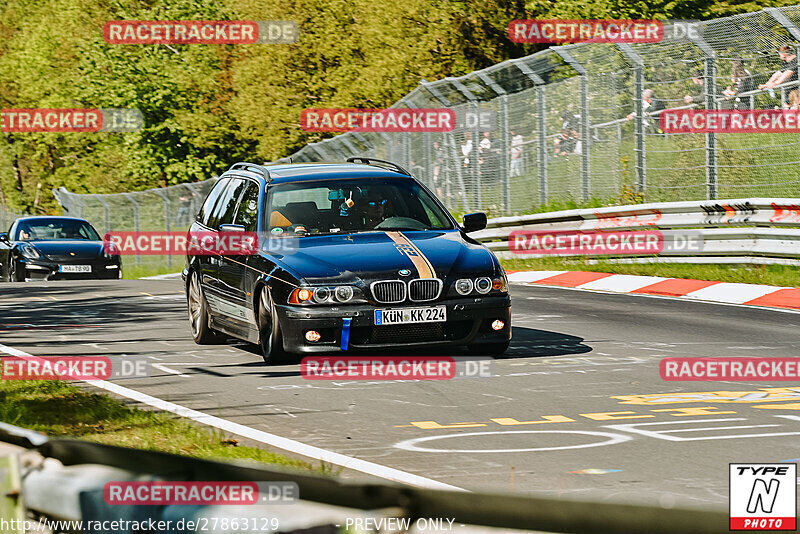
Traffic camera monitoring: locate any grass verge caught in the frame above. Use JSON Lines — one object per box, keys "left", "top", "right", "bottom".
{"left": 122, "top": 261, "right": 182, "bottom": 280}
{"left": 0, "top": 380, "right": 330, "bottom": 473}
{"left": 500, "top": 257, "right": 800, "bottom": 287}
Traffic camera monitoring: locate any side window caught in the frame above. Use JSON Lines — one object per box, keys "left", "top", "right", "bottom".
{"left": 234, "top": 182, "right": 260, "bottom": 232}
{"left": 198, "top": 178, "right": 230, "bottom": 226}
{"left": 216, "top": 179, "right": 249, "bottom": 227}
{"left": 207, "top": 179, "right": 237, "bottom": 229}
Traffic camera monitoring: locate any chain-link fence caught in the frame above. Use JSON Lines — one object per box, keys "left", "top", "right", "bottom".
{"left": 46, "top": 6, "right": 800, "bottom": 275}
{"left": 0, "top": 203, "right": 25, "bottom": 234}
{"left": 274, "top": 5, "right": 800, "bottom": 215}
{"left": 53, "top": 179, "right": 218, "bottom": 275}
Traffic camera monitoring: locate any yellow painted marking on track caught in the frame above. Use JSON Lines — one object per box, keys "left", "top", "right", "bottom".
{"left": 409, "top": 421, "right": 487, "bottom": 429}
{"left": 753, "top": 402, "right": 800, "bottom": 410}
{"left": 490, "top": 416, "right": 575, "bottom": 425}
{"left": 140, "top": 292, "right": 154, "bottom": 297}
{"left": 650, "top": 406, "right": 737, "bottom": 416}
{"left": 48, "top": 296, "right": 58, "bottom": 301}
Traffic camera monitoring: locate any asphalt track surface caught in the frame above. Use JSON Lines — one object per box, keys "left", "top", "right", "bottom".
{"left": 2, "top": 279, "right": 800, "bottom": 508}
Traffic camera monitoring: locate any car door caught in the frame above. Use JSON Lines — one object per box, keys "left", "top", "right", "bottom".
{"left": 194, "top": 177, "right": 232, "bottom": 294}
{"left": 217, "top": 179, "right": 261, "bottom": 333}
{"left": 210, "top": 178, "right": 250, "bottom": 327}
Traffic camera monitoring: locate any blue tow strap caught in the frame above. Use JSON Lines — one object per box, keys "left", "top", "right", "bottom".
{"left": 340, "top": 318, "right": 352, "bottom": 351}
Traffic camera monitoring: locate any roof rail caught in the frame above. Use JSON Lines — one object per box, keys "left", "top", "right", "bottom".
{"left": 346, "top": 157, "right": 411, "bottom": 177}
{"left": 228, "top": 162, "right": 272, "bottom": 181}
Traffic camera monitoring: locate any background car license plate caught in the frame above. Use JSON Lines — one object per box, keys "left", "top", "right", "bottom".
{"left": 375, "top": 306, "right": 446, "bottom": 326}
{"left": 59, "top": 265, "right": 91, "bottom": 273}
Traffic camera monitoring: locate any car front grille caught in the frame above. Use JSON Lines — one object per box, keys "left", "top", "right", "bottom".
{"left": 409, "top": 278, "right": 442, "bottom": 302}
{"left": 371, "top": 280, "right": 406, "bottom": 304}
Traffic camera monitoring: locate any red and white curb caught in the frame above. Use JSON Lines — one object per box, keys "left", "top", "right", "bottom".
{"left": 507, "top": 271, "right": 800, "bottom": 311}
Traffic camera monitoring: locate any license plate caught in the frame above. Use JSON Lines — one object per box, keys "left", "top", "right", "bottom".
{"left": 59, "top": 265, "right": 91, "bottom": 273}
{"left": 375, "top": 306, "right": 446, "bottom": 326}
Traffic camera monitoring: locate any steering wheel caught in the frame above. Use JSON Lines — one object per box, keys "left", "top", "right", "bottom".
{"left": 374, "top": 217, "right": 428, "bottom": 230}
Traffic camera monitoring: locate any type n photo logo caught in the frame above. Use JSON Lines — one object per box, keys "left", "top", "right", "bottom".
{"left": 730, "top": 464, "right": 796, "bottom": 530}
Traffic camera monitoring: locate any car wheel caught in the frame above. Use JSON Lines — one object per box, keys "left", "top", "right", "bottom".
{"left": 467, "top": 340, "right": 510, "bottom": 356}
{"left": 9, "top": 259, "right": 21, "bottom": 282}
{"left": 258, "top": 287, "right": 287, "bottom": 365}
{"left": 187, "top": 271, "right": 224, "bottom": 344}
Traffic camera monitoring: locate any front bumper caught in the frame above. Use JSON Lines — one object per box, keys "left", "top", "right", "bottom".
{"left": 19, "top": 258, "right": 121, "bottom": 281}
{"left": 276, "top": 294, "right": 511, "bottom": 353}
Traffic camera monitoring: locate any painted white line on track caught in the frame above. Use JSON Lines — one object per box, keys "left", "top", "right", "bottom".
{"left": 0, "top": 343, "right": 465, "bottom": 492}
{"left": 507, "top": 271, "right": 566, "bottom": 283}
{"left": 510, "top": 282, "right": 800, "bottom": 315}
{"left": 139, "top": 273, "right": 182, "bottom": 280}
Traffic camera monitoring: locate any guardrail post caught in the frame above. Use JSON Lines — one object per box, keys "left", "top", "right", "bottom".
{"left": 511, "top": 60, "right": 548, "bottom": 204}
{"left": 420, "top": 80, "right": 468, "bottom": 212}
{"left": 553, "top": 48, "right": 591, "bottom": 202}
{"left": 94, "top": 195, "right": 110, "bottom": 235}
{"left": 124, "top": 193, "right": 141, "bottom": 266}
{"left": 450, "top": 78, "right": 481, "bottom": 211}
{"left": 617, "top": 44, "right": 646, "bottom": 197}
{"left": 691, "top": 35, "right": 718, "bottom": 200}
{"left": 476, "top": 71, "right": 511, "bottom": 215}
{"left": 154, "top": 189, "right": 172, "bottom": 270}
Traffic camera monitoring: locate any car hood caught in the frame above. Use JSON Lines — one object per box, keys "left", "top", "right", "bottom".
{"left": 271, "top": 230, "right": 496, "bottom": 283}
{"left": 21, "top": 240, "right": 105, "bottom": 260}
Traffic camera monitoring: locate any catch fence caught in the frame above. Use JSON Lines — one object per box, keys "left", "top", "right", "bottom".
{"left": 46, "top": 6, "right": 800, "bottom": 267}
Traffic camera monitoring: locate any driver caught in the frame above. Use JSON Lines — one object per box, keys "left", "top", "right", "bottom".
{"left": 363, "top": 190, "right": 390, "bottom": 229}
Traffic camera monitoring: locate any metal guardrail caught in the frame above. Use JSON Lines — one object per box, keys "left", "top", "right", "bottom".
{"left": 475, "top": 197, "right": 800, "bottom": 264}
{"left": 0, "top": 422, "right": 728, "bottom": 534}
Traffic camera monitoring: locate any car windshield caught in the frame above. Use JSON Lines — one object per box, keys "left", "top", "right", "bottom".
{"left": 13, "top": 219, "right": 101, "bottom": 241}
{"left": 266, "top": 178, "right": 455, "bottom": 235}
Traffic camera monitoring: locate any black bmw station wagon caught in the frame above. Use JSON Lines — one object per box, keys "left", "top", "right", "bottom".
{"left": 183, "top": 158, "right": 511, "bottom": 364}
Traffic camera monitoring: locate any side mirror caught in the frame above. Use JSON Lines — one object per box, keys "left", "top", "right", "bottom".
{"left": 0, "top": 233, "right": 8, "bottom": 244}
{"left": 462, "top": 212, "right": 487, "bottom": 233}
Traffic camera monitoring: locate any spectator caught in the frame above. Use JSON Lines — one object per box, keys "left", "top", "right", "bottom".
{"left": 683, "top": 71, "right": 705, "bottom": 105}
{"left": 758, "top": 45, "right": 798, "bottom": 107}
{"left": 626, "top": 89, "right": 666, "bottom": 133}
{"left": 509, "top": 130, "right": 524, "bottom": 177}
{"left": 460, "top": 132, "right": 473, "bottom": 167}
{"left": 722, "top": 58, "right": 755, "bottom": 109}
{"left": 478, "top": 132, "right": 498, "bottom": 177}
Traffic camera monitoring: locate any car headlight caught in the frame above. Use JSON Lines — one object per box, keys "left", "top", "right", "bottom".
{"left": 19, "top": 243, "right": 40, "bottom": 259}
{"left": 289, "top": 286, "right": 363, "bottom": 305}
{"left": 475, "top": 277, "right": 492, "bottom": 294}
{"left": 334, "top": 285, "right": 354, "bottom": 303}
{"left": 455, "top": 278, "right": 474, "bottom": 295}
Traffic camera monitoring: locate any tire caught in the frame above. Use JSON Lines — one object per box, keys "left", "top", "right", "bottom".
{"left": 258, "top": 287, "right": 287, "bottom": 365}
{"left": 9, "top": 259, "right": 21, "bottom": 282}
{"left": 467, "top": 340, "right": 510, "bottom": 356}
{"left": 187, "top": 271, "right": 224, "bottom": 344}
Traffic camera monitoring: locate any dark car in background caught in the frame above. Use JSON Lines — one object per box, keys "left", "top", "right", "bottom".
{"left": 184, "top": 158, "right": 511, "bottom": 364}
{"left": 0, "top": 216, "right": 121, "bottom": 282}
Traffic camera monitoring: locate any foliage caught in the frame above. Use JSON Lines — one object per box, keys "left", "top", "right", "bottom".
{"left": 1, "top": 0, "right": 797, "bottom": 213}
